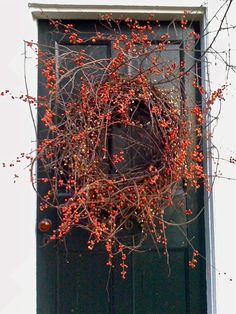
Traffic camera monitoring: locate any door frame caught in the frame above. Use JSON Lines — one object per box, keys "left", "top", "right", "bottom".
{"left": 29, "top": 3, "right": 215, "bottom": 313}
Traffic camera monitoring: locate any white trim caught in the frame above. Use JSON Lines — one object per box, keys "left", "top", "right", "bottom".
{"left": 29, "top": 3, "right": 205, "bottom": 20}
{"left": 201, "top": 7, "right": 217, "bottom": 314}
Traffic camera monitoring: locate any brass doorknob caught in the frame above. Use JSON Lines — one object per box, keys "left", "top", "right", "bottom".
{"left": 38, "top": 218, "right": 52, "bottom": 232}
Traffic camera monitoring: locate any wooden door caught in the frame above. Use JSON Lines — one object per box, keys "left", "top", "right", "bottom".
{"left": 37, "top": 19, "right": 207, "bottom": 314}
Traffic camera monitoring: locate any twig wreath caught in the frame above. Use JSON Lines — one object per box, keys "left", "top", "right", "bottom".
{"left": 19, "top": 14, "right": 225, "bottom": 278}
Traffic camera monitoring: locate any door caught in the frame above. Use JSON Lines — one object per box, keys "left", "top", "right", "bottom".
{"left": 37, "top": 19, "right": 207, "bottom": 314}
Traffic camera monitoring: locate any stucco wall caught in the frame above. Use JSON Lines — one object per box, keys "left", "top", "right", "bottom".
{"left": 0, "top": 1, "right": 235, "bottom": 313}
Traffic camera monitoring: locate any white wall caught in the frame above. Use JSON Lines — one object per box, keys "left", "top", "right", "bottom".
{"left": 207, "top": 1, "right": 236, "bottom": 313}
{"left": 0, "top": 0, "right": 235, "bottom": 313}
{"left": 0, "top": 1, "right": 37, "bottom": 313}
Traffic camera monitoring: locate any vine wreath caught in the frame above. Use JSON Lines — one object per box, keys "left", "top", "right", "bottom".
{"left": 23, "top": 15, "right": 224, "bottom": 278}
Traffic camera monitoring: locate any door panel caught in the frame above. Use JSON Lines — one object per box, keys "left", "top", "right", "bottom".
{"left": 37, "top": 19, "right": 207, "bottom": 314}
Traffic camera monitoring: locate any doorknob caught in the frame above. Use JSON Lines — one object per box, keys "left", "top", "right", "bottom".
{"left": 38, "top": 218, "right": 52, "bottom": 232}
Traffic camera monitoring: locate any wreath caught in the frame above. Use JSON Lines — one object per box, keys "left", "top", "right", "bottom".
{"left": 32, "top": 16, "right": 224, "bottom": 278}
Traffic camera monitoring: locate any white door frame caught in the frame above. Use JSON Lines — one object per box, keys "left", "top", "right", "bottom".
{"left": 29, "top": 3, "right": 215, "bottom": 313}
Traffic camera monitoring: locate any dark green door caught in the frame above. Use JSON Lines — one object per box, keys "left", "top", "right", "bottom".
{"left": 37, "top": 19, "right": 207, "bottom": 314}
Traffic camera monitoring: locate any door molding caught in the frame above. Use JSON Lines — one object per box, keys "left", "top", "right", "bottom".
{"left": 29, "top": 3, "right": 205, "bottom": 21}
